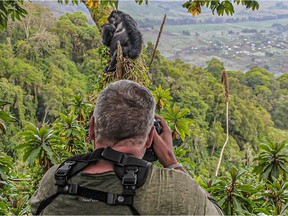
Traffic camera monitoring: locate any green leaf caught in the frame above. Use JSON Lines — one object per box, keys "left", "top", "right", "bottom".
{"left": 282, "top": 182, "right": 288, "bottom": 190}
{"left": 255, "top": 208, "right": 271, "bottom": 215}
{"left": 259, "top": 143, "right": 272, "bottom": 152}
{"left": 232, "top": 197, "right": 243, "bottom": 212}
{"left": 73, "top": 130, "right": 82, "bottom": 139}
{"left": 26, "top": 147, "right": 41, "bottom": 166}
{"left": 42, "top": 144, "right": 57, "bottom": 165}
{"left": 235, "top": 170, "right": 246, "bottom": 179}
{"left": 230, "top": 167, "right": 237, "bottom": 181}
{"left": 66, "top": 128, "right": 72, "bottom": 137}
{"left": 0, "top": 110, "right": 17, "bottom": 122}
{"left": 15, "top": 143, "right": 30, "bottom": 150}
{"left": 177, "top": 108, "right": 190, "bottom": 118}
{"left": 23, "top": 148, "right": 33, "bottom": 161}
{"left": 0, "top": 201, "right": 8, "bottom": 214}
{"left": 25, "top": 123, "right": 39, "bottom": 134}
{"left": 217, "top": 195, "right": 227, "bottom": 206}
{"left": 281, "top": 203, "right": 288, "bottom": 214}
{"left": 0, "top": 100, "right": 10, "bottom": 106}
{"left": 262, "top": 165, "right": 272, "bottom": 180}
{"left": 223, "top": 1, "right": 234, "bottom": 16}
{"left": 277, "top": 141, "right": 287, "bottom": 153}
{"left": 39, "top": 126, "right": 49, "bottom": 139}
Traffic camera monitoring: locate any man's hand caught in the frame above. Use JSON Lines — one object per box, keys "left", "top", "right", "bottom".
{"left": 152, "top": 115, "right": 178, "bottom": 168}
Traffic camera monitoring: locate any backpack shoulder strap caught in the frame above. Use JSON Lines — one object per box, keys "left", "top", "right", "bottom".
{"left": 101, "top": 147, "right": 151, "bottom": 188}
{"left": 35, "top": 149, "right": 105, "bottom": 215}
{"left": 35, "top": 148, "right": 151, "bottom": 215}
{"left": 55, "top": 148, "right": 105, "bottom": 186}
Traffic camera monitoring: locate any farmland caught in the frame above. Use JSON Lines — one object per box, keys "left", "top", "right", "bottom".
{"left": 141, "top": 19, "right": 288, "bottom": 75}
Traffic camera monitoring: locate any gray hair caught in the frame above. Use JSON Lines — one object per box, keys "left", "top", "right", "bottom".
{"left": 93, "top": 80, "right": 156, "bottom": 144}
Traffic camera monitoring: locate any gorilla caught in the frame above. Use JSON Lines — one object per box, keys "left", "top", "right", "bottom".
{"left": 101, "top": 10, "right": 143, "bottom": 72}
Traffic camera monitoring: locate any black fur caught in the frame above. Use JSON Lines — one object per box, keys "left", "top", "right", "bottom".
{"left": 101, "top": 10, "right": 143, "bottom": 72}
{"left": 101, "top": 23, "right": 116, "bottom": 47}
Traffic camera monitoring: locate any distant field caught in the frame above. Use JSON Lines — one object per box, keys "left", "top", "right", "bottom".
{"left": 164, "top": 24, "right": 226, "bottom": 33}
{"left": 228, "top": 18, "right": 288, "bottom": 29}
{"left": 164, "top": 18, "right": 288, "bottom": 33}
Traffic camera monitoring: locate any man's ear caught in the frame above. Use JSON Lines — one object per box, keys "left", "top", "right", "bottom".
{"left": 89, "top": 116, "right": 96, "bottom": 141}
{"left": 145, "top": 126, "right": 154, "bottom": 148}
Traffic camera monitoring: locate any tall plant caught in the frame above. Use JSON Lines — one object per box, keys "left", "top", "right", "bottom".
{"left": 253, "top": 141, "right": 288, "bottom": 182}
{"left": 204, "top": 167, "right": 260, "bottom": 215}
{"left": 151, "top": 85, "right": 172, "bottom": 113}
{"left": 68, "top": 93, "right": 93, "bottom": 125}
{"left": 53, "top": 113, "right": 88, "bottom": 155}
{"left": 16, "top": 123, "right": 58, "bottom": 171}
{"left": 162, "top": 103, "right": 193, "bottom": 140}
{"left": 255, "top": 179, "right": 288, "bottom": 215}
{"left": 215, "top": 71, "right": 229, "bottom": 176}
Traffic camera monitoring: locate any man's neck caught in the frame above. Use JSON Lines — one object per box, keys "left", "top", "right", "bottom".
{"left": 95, "top": 139, "right": 145, "bottom": 158}
{"left": 83, "top": 160, "right": 114, "bottom": 174}
{"left": 83, "top": 140, "right": 145, "bottom": 174}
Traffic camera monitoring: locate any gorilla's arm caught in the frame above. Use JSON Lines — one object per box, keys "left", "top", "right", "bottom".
{"left": 101, "top": 24, "right": 116, "bottom": 47}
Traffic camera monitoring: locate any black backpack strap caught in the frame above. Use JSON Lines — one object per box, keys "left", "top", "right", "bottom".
{"left": 101, "top": 147, "right": 151, "bottom": 188}
{"left": 35, "top": 185, "right": 138, "bottom": 215}
{"left": 121, "top": 165, "right": 140, "bottom": 215}
{"left": 68, "top": 184, "right": 141, "bottom": 215}
{"left": 35, "top": 192, "right": 60, "bottom": 215}
{"left": 35, "top": 149, "right": 105, "bottom": 215}
{"left": 35, "top": 148, "right": 151, "bottom": 215}
{"left": 101, "top": 147, "right": 151, "bottom": 215}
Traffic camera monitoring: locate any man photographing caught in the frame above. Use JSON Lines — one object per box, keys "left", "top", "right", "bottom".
{"left": 30, "top": 80, "right": 223, "bottom": 215}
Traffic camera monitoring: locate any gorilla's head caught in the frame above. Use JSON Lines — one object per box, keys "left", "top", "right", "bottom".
{"left": 108, "top": 10, "right": 124, "bottom": 27}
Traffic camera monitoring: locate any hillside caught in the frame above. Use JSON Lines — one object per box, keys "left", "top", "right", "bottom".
{"left": 41, "top": 1, "right": 288, "bottom": 75}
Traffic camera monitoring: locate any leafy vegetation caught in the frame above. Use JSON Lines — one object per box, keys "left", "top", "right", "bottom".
{"left": 182, "top": 0, "right": 259, "bottom": 17}
{"left": 0, "top": 3, "right": 287, "bottom": 215}
{"left": 253, "top": 141, "right": 288, "bottom": 183}
{"left": 0, "top": 0, "right": 27, "bottom": 30}
{"left": 0, "top": 100, "right": 17, "bottom": 132}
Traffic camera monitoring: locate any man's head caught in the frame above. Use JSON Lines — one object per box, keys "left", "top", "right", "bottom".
{"left": 91, "top": 80, "right": 156, "bottom": 146}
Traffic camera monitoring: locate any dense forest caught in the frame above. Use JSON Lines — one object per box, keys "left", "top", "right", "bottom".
{"left": 0, "top": 3, "right": 288, "bottom": 215}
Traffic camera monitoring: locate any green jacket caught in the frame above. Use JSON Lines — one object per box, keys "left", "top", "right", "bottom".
{"left": 31, "top": 164, "right": 223, "bottom": 215}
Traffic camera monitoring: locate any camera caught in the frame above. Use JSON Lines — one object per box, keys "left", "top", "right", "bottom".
{"left": 142, "top": 119, "right": 162, "bottom": 162}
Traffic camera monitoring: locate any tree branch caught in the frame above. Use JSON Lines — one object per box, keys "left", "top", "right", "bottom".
{"left": 149, "top": 14, "right": 166, "bottom": 71}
